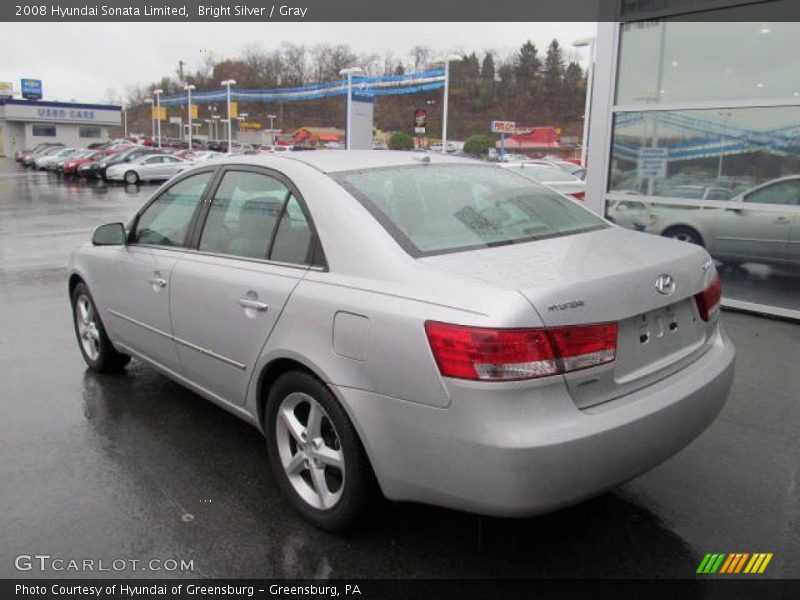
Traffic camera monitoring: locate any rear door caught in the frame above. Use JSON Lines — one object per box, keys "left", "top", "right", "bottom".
{"left": 169, "top": 167, "right": 319, "bottom": 405}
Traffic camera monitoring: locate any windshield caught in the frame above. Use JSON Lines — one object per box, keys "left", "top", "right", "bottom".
{"left": 334, "top": 164, "right": 605, "bottom": 257}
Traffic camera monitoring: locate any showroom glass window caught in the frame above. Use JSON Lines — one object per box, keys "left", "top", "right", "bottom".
{"left": 133, "top": 171, "right": 213, "bottom": 247}
{"left": 32, "top": 124, "right": 56, "bottom": 137}
{"left": 79, "top": 126, "right": 101, "bottom": 138}
{"left": 603, "top": 2, "right": 800, "bottom": 317}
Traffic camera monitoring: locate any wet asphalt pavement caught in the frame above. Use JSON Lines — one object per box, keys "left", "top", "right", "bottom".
{"left": 0, "top": 159, "right": 798, "bottom": 579}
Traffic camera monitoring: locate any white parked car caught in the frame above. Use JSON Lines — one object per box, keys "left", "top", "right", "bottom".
{"left": 34, "top": 148, "right": 79, "bottom": 170}
{"left": 106, "top": 154, "right": 189, "bottom": 184}
{"left": 500, "top": 162, "right": 586, "bottom": 200}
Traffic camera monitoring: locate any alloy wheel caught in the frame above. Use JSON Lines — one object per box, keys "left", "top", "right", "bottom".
{"left": 275, "top": 392, "right": 345, "bottom": 510}
{"left": 75, "top": 294, "right": 100, "bottom": 361}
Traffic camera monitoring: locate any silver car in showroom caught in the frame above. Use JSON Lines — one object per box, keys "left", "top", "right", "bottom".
{"left": 68, "top": 151, "right": 735, "bottom": 531}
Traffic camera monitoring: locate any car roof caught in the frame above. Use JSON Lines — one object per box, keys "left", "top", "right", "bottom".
{"left": 203, "top": 150, "right": 481, "bottom": 174}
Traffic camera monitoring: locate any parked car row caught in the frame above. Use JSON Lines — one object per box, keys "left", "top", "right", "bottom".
{"left": 15, "top": 140, "right": 226, "bottom": 184}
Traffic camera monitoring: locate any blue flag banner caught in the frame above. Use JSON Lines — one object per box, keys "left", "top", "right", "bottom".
{"left": 159, "top": 70, "right": 446, "bottom": 106}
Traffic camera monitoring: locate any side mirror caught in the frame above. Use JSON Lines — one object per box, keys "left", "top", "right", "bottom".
{"left": 92, "top": 222, "right": 126, "bottom": 246}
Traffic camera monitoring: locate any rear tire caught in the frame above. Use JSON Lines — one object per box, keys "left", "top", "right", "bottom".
{"left": 663, "top": 226, "right": 703, "bottom": 246}
{"left": 265, "top": 370, "right": 376, "bottom": 532}
{"left": 71, "top": 282, "right": 130, "bottom": 372}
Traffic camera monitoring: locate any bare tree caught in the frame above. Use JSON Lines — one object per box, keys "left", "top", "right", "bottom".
{"left": 410, "top": 45, "right": 430, "bottom": 73}
{"left": 359, "top": 53, "right": 382, "bottom": 77}
{"left": 281, "top": 42, "right": 308, "bottom": 87}
{"left": 241, "top": 42, "right": 269, "bottom": 87}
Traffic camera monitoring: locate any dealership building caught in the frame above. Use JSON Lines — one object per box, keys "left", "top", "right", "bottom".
{"left": 585, "top": 0, "right": 800, "bottom": 320}
{"left": 0, "top": 99, "right": 121, "bottom": 158}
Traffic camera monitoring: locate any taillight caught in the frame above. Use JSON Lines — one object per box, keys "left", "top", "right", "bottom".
{"left": 424, "top": 321, "right": 617, "bottom": 381}
{"left": 571, "top": 191, "right": 586, "bottom": 200}
{"left": 695, "top": 272, "right": 722, "bottom": 321}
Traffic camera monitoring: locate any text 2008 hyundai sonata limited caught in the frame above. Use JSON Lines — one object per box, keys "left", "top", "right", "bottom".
{"left": 68, "top": 151, "right": 735, "bottom": 531}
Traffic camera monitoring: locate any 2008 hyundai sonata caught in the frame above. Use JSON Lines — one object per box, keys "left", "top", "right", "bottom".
{"left": 68, "top": 151, "right": 735, "bottom": 531}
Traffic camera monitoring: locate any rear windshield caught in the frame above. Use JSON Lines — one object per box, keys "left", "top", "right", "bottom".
{"left": 333, "top": 164, "right": 605, "bottom": 257}
{"left": 508, "top": 164, "right": 581, "bottom": 182}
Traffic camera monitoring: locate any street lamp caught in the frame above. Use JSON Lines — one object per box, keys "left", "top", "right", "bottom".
{"left": 237, "top": 113, "right": 248, "bottom": 143}
{"left": 440, "top": 54, "right": 462, "bottom": 154}
{"left": 153, "top": 89, "right": 163, "bottom": 149}
{"left": 572, "top": 37, "right": 595, "bottom": 168}
{"left": 339, "top": 67, "right": 364, "bottom": 150}
{"left": 144, "top": 98, "right": 155, "bottom": 142}
{"left": 221, "top": 79, "right": 236, "bottom": 153}
{"left": 212, "top": 115, "right": 221, "bottom": 141}
{"left": 185, "top": 84, "right": 196, "bottom": 150}
{"left": 267, "top": 113, "right": 277, "bottom": 145}
{"left": 204, "top": 118, "right": 213, "bottom": 140}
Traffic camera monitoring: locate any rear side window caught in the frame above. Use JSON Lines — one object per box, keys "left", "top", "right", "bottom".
{"left": 334, "top": 164, "right": 605, "bottom": 257}
{"left": 270, "top": 195, "right": 313, "bottom": 264}
{"left": 199, "top": 170, "right": 289, "bottom": 259}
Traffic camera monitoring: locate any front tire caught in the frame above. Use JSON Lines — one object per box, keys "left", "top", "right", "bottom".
{"left": 71, "top": 282, "right": 130, "bottom": 372}
{"left": 124, "top": 170, "right": 139, "bottom": 185}
{"left": 265, "top": 371, "right": 376, "bottom": 532}
{"left": 663, "top": 226, "right": 703, "bottom": 246}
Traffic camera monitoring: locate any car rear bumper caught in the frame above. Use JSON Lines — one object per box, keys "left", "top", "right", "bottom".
{"left": 335, "top": 326, "right": 735, "bottom": 517}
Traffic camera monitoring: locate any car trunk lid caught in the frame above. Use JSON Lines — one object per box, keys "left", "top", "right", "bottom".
{"left": 419, "top": 227, "right": 718, "bottom": 408}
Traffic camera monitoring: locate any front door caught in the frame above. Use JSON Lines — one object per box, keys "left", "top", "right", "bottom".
{"left": 169, "top": 168, "right": 315, "bottom": 405}
{"left": 712, "top": 179, "right": 800, "bottom": 263}
{"left": 96, "top": 170, "right": 215, "bottom": 373}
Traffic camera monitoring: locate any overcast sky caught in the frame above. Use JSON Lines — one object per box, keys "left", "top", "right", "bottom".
{"left": 1, "top": 22, "right": 596, "bottom": 104}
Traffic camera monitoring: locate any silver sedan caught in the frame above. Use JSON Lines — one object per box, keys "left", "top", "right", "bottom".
{"left": 105, "top": 153, "right": 189, "bottom": 184}
{"left": 68, "top": 151, "right": 735, "bottom": 531}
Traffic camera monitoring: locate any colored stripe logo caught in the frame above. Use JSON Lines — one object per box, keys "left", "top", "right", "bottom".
{"left": 697, "top": 553, "right": 773, "bottom": 574}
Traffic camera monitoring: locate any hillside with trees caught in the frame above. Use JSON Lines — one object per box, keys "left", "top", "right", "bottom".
{"left": 115, "top": 39, "right": 587, "bottom": 141}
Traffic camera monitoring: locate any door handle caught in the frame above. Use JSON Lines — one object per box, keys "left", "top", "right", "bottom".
{"left": 239, "top": 297, "right": 269, "bottom": 312}
{"left": 149, "top": 277, "right": 167, "bottom": 288}
{"left": 774, "top": 216, "right": 791, "bottom": 224}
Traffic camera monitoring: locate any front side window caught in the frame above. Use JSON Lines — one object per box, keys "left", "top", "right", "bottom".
{"left": 199, "top": 170, "right": 289, "bottom": 259}
{"left": 745, "top": 180, "right": 800, "bottom": 206}
{"left": 335, "top": 164, "right": 605, "bottom": 257}
{"left": 133, "top": 171, "right": 213, "bottom": 247}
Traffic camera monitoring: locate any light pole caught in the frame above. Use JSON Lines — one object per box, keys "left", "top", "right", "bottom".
{"left": 238, "top": 113, "right": 248, "bottom": 143}
{"left": 153, "top": 89, "right": 163, "bottom": 149}
{"left": 185, "top": 84, "right": 195, "bottom": 150}
{"left": 122, "top": 105, "right": 128, "bottom": 139}
{"left": 205, "top": 119, "right": 213, "bottom": 140}
{"left": 572, "top": 37, "right": 595, "bottom": 168}
{"left": 339, "top": 67, "right": 364, "bottom": 150}
{"left": 212, "top": 115, "right": 221, "bottom": 141}
{"left": 144, "top": 98, "right": 155, "bottom": 142}
{"left": 221, "top": 79, "right": 236, "bottom": 153}
{"left": 267, "top": 113, "right": 277, "bottom": 145}
{"left": 440, "top": 54, "right": 462, "bottom": 153}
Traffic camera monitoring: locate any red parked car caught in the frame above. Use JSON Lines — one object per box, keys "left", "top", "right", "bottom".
{"left": 65, "top": 149, "right": 121, "bottom": 176}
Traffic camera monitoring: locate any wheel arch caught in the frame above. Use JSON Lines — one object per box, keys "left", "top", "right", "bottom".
{"left": 253, "top": 354, "right": 385, "bottom": 493}
{"left": 661, "top": 224, "right": 705, "bottom": 247}
{"left": 68, "top": 271, "right": 85, "bottom": 298}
